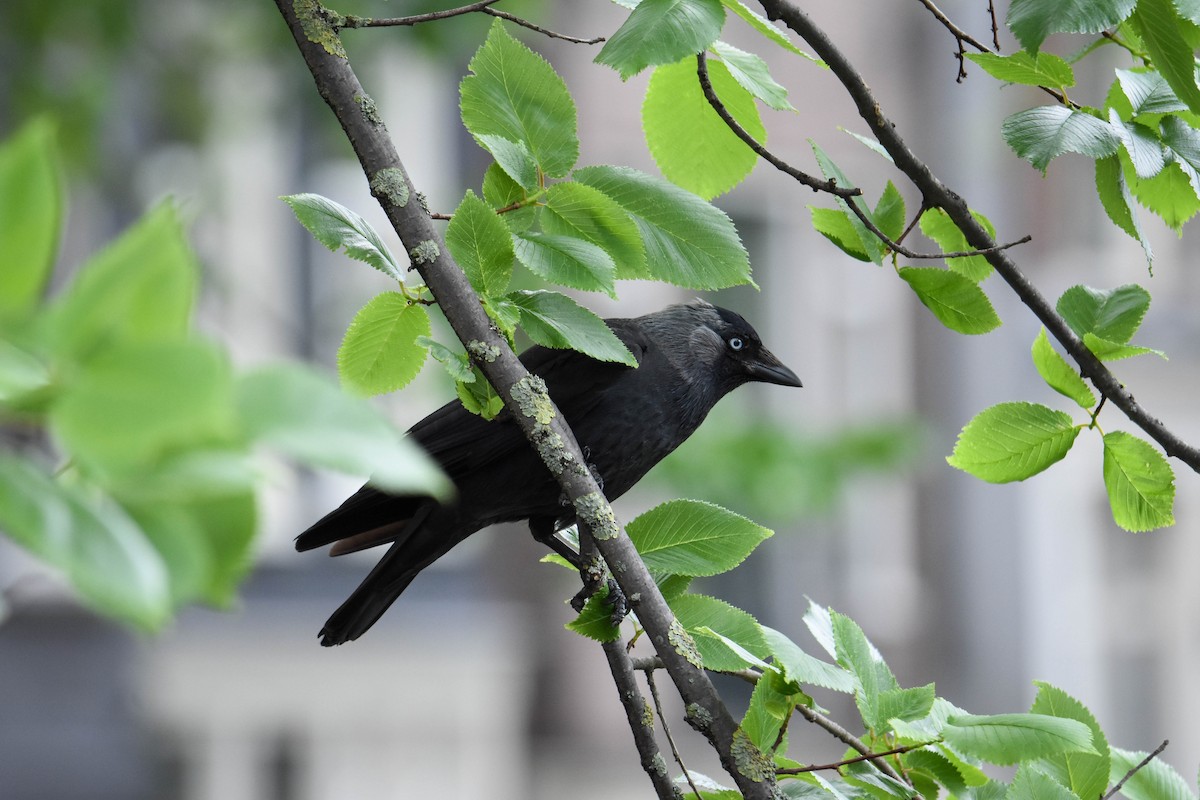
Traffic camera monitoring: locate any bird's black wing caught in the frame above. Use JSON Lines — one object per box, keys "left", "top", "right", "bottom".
{"left": 409, "top": 318, "right": 649, "bottom": 475}
{"left": 295, "top": 319, "right": 648, "bottom": 554}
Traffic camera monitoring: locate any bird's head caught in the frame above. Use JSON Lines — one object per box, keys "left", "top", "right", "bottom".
{"left": 646, "top": 299, "right": 802, "bottom": 396}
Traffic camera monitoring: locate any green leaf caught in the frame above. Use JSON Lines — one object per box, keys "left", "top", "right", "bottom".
{"left": 1006, "top": 765, "right": 1080, "bottom": 800}
{"left": 965, "top": 51, "right": 1075, "bottom": 87}
{"left": 943, "top": 713, "right": 1097, "bottom": 765}
{"left": 0, "top": 340, "right": 51, "bottom": 406}
{"left": 0, "top": 456, "right": 170, "bottom": 630}
{"left": 891, "top": 698, "right": 972, "bottom": 744}
{"left": 1102, "top": 431, "right": 1175, "bottom": 531}
{"left": 1030, "top": 682, "right": 1111, "bottom": 800}
{"left": 831, "top": 610, "right": 899, "bottom": 730}
{"left": 475, "top": 134, "right": 538, "bottom": 191}
{"left": 879, "top": 684, "right": 937, "bottom": 728}
{"left": 719, "top": 0, "right": 811, "bottom": 57}
{"left": 711, "top": 40, "right": 794, "bottom": 111}
{"left": 1109, "top": 747, "right": 1196, "bottom": 800}
{"left": 50, "top": 340, "right": 234, "bottom": 473}
{"left": 1007, "top": 0, "right": 1136, "bottom": 53}
{"left": 420, "top": 336, "right": 476, "bottom": 383}
{"left": 481, "top": 162, "right": 536, "bottom": 232}
{"left": 1126, "top": 159, "right": 1200, "bottom": 232}
{"left": 1082, "top": 333, "right": 1166, "bottom": 361}
{"left": 47, "top": 202, "right": 196, "bottom": 361}
{"left": 460, "top": 19, "right": 579, "bottom": 178}
{"left": 761, "top": 625, "right": 856, "bottom": 693}
{"left": 1031, "top": 328, "right": 1095, "bottom": 408}
{"left": 337, "top": 292, "right": 431, "bottom": 396}
{"left": 669, "top": 592, "right": 768, "bottom": 671}
{"left": 742, "top": 670, "right": 798, "bottom": 753}
{"left": 565, "top": 584, "right": 622, "bottom": 642}
{"left": 842, "top": 128, "right": 893, "bottom": 162}
{"left": 917, "top": 208, "right": 997, "bottom": 282}
{"left": 810, "top": 207, "right": 871, "bottom": 261}
{"left": 1002, "top": 107, "right": 1121, "bottom": 171}
{"left": 1111, "top": 112, "right": 1167, "bottom": 180}
{"left": 573, "top": 164, "right": 752, "bottom": 288}
{"left": 445, "top": 190, "right": 515, "bottom": 296}
{"left": 1159, "top": 115, "right": 1200, "bottom": 193}
{"left": 513, "top": 231, "right": 617, "bottom": 296}
{"left": 281, "top": 193, "right": 402, "bottom": 281}
{"left": 1129, "top": 0, "right": 1200, "bottom": 115}
{"left": 811, "top": 141, "right": 882, "bottom": 263}
{"left": 236, "top": 364, "right": 449, "bottom": 496}
{"left": 898, "top": 267, "right": 1002, "bottom": 334}
{"left": 643, "top": 56, "right": 764, "bottom": 200}
{"left": 456, "top": 365, "right": 505, "bottom": 420}
{"left": 626, "top": 498, "right": 772, "bottom": 577}
{"left": 1095, "top": 156, "right": 1153, "bottom": 266}
{"left": 541, "top": 181, "right": 646, "bottom": 278}
{"left": 902, "top": 750, "right": 968, "bottom": 797}
{"left": 0, "top": 119, "right": 60, "bottom": 321}
{"left": 595, "top": 0, "right": 725, "bottom": 80}
{"left": 947, "top": 402, "right": 1080, "bottom": 483}
{"left": 506, "top": 289, "right": 636, "bottom": 365}
{"left": 874, "top": 181, "right": 907, "bottom": 242}
{"left": 1055, "top": 284, "right": 1150, "bottom": 344}
{"left": 1115, "top": 69, "right": 1188, "bottom": 116}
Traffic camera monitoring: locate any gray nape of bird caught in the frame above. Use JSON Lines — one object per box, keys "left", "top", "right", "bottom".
{"left": 297, "top": 299, "right": 801, "bottom": 646}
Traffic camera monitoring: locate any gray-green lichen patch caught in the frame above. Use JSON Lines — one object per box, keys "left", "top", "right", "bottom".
{"left": 466, "top": 340, "right": 501, "bottom": 363}
{"left": 575, "top": 491, "right": 619, "bottom": 540}
{"left": 370, "top": 168, "right": 409, "bottom": 207}
{"left": 294, "top": 0, "right": 347, "bottom": 58}
{"left": 684, "top": 702, "right": 713, "bottom": 732}
{"left": 354, "top": 93, "right": 384, "bottom": 127}
{"left": 410, "top": 240, "right": 440, "bottom": 265}
{"left": 731, "top": 727, "right": 775, "bottom": 783}
{"left": 511, "top": 375, "right": 555, "bottom": 425}
{"left": 642, "top": 699, "right": 656, "bottom": 731}
{"left": 669, "top": 619, "right": 703, "bottom": 667}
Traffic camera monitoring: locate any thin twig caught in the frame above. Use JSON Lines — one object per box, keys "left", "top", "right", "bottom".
{"left": 1103, "top": 741, "right": 1169, "bottom": 800}
{"left": 791, "top": 703, "right": 908, "bottom": 784}
{"left": 342, "top": 0, "right": 503, "bottom": 28}
{"left": 695, "top": 53, "right": 1030, "bottom": 261}
{"left": 644, "top": 669, "right": 702, "bottom": 800}
{"left": 777, "top": 744, "right": 926, "bottom": 776}
{"left": 987, "top": 0, "right": 1000, "bottom": 50}
{"left": 481, "top": 7, "right": 605, "bottom": 44}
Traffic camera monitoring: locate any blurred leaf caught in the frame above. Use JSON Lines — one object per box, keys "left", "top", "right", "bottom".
{"left": 0, "top": 119, "right": 60, "bottom": 322}
{"left": 1109, "top": 747, "right": 1196, "bottom": 800}
{"left": 0, "top": 456, "right": 170, "bottom": 630}
{"left": 236, "top": 363, "right": 449, "bottom": 496}
{"left": 50, "top": 340, "right": 235, "bottom": 473}
{"left": 47, "top": 202, "right": 196, "bottom": 361}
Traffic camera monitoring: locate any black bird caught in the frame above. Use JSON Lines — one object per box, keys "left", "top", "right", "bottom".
{"left": 298, "top": 300, "right": 801, "bottom": 645}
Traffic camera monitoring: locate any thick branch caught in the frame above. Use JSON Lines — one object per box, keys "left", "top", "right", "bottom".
{"left": 757, "top": 0, "right": 1200, "bottom": 475}
{"left": 271, "top": 3, "right": 775, "bottom": 797}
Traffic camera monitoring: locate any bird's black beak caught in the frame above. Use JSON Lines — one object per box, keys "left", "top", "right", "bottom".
{"left": 745, "top": 348, "right": 802, "bottom": 387}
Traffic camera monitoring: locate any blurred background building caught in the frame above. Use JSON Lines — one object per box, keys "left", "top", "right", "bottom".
{"left": 1, "top": 1, "right": 1197, "bottom": 798}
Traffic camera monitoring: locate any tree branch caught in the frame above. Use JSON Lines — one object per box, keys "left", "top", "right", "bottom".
{"left": 695, "top": 52, "right": 1031, "bottom": 262}
{"left": 272, "top": 3, "right": 775, "bottom": 797}
{"left": 757, "top": 0, "right": 1200, "bottom": 475}
{"left": 776, "top": 744, "right": 925, "bottom": 777}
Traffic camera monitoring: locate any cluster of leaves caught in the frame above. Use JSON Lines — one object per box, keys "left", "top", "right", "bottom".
{"left": 553, "top": 500, "right": 1187, "bottom": 800}
{"left": 949, "top": 284, "right": 1173, "bottom": 531}
{"left": 985, "top": 0, "right": 1200, "bottom": 264}
{"left": 0, "top": 121, "right": 447, "bottom": 629}
{"left": 285, "top": 19, "right": 761, "bottom": 411}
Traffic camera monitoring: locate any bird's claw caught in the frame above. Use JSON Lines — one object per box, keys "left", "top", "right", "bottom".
{"left": 569, "top": 573, "right": 631, "bottom": 628}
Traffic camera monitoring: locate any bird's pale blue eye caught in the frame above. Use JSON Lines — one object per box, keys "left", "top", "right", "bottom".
{"left": 729, "top": 337, "right": 744, "bottom": 351}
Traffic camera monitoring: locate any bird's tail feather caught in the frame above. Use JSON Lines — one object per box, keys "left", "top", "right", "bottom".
{"left": 319, "top": 571, "right": 418, "bottom": 646}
